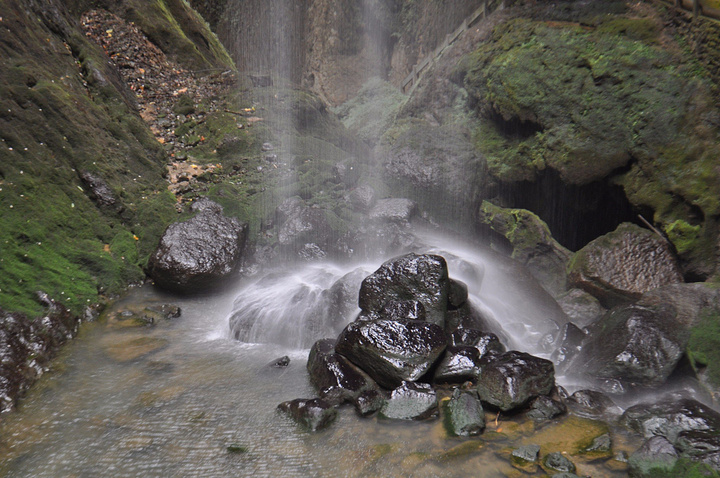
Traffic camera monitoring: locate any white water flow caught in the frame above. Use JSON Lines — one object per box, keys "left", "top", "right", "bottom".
{"left": 229, "top": 229, "right": 567, "bottom": 357}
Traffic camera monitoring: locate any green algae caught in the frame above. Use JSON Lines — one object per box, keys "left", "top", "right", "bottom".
{"left": 687, "top": 309, "right": 720, "bottom": 387}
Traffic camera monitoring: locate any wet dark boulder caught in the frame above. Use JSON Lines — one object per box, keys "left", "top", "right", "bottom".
{"left": 379, "top": 299, "right": 426, "bottom": 321}
{"left": 335, "top": 319, "right": 446, "bottom": 389}
{"left": 567, "top": 223, "right": 683, "bottom": 308}
{"left": 353, "top": 389, "right": 386, "bottom": 416}
{"left": 557, "top": 288, "right": 606, "bottom": 329}
{"left": 622, "top": 398, "right": 720, "bottom": 444}
{"left": 307, "top": 338, "right": 378, "bottom": 403}
{"left": 324, "top": 268, "right": 366, "bottom": 325}
{"left": 443, "top": 388, "right": 485, "bottom": 436}
{"left": 358, "top": 253, "right": 450, "bottom": 327}
{"left": 448, "top": 279, "right": 469, "bottom": 309}
{"left": 476, "top": 351, "right": 555, "bottom": 411}
{"left": 277, "top": 398, "right": 337, "bottom": 432}
{"left": 542, "top": 452, "right": 576, "bottom": 474}
{"left": 445, "top": 302, "right": 492, "bottom": 333}
{"left": 449, "top": 328, "right": 505, "bottom": 357}
{"left": 526, "top": 395, "right": 567, "bottom": 421}
{"left": 432, "top": 346, "right": 482, "bottom": 383}
{"left": 379, "top": 381, "right": 438, "bottom": 420}
{"left": 572, "top": 303, "right": 687, "bottom": 388}
{"left": 551, "top": 322, "right": 586, "bottom": 371}
{"left": 147, "top": 201, "right": 247, "bottom": 293}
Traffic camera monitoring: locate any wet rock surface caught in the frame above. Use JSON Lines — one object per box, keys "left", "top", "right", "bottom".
{"left": 379, "top": 381, "right": 438, "bottom": 420}
{"left": 476, "top": 351, "right": 555, "bottom": 412}
{"left": 147, "top": 201, "right": 248, "bottom": 293}
{"left": 443, "top": 388, "right": 485, "bottom": 436}
{"left": 622, "top": 398, "right": 720, "bottom": 443}
{"left": 573, "top": 303, "right": 687, "bottom": 388}
{"left": 568, "top": 223, "right": 683, "bottom": 307}
{"left": 307, "top": 338, "right": 378, "bottom": 403}
{"left": 335, "top": 319, "right": 446, "bottom": 389}
{"left": 358, "top": 253, "right": 450, "bottom": 327}
{"left": 432, "top": 346, "right": 482, "bottom": 383}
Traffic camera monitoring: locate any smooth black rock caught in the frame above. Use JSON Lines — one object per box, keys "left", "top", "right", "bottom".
{"left": 358, "top": 253, "right": 449, "bottom": 327}
{"left": 307, "top": 339, "right": 377, "bottom": 403}
{"left": 443, "top": 388, "right": 485, "bottom": 436}
{"left": 335, "top": 319, "right": 446, "bottom": 389}
{"left": 449, "top": 328, "right": 505, "bottom": 357}
{"left": 433, "top": 346, "right": 481, "bottom": 383}
{"left": 379, "top": 299, "right": 426, "bottom": 321}
{"left": 543, "top": 452, "right": 576, "bottom": 474}
{"left": 277, "top": 398, "right": 337, "bottom": 432}
{"left": 354, "top": 389, "right": 386, "bottom": 416}
{"left": 477, "top": 351, "right": 555, "bottom": 411}
{"left": 622, "top": 398, "right": 720, "bottom": 443}
{"left": 573, "top": 304, "right": 686, "bottom": 388}
{"left": 147, "top": 201, "right": 247, "bottom": 293}
{"left": 628, "top": 436, "right": 678, "bottom": 478}
{"left": 379, "top": 382, "right": 438, "bottom": 420}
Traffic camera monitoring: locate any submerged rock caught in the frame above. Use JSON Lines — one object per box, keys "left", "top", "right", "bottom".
{"left": 567, "top": 223, "right": 683, "bottom": 307}
{"left": 443, "top": 388, "right": 485, "bottom": 436}
{"left": 511, "top": 444, "right": 540, "bottom": 471}
{"left": 477, "top": 351, "right": 555, "bottom": 411}
{"left": 335, "top": 319, "right": 446, "bottom": 389}
{"left": 277, "top": 398, "right": 337, "bottom": 432}
{"left": 542, "top": 452, "right": 576, "bottom": 474}
{"left": 358, "top": 253, "right": 450, "bottom": 327}
{"left": 379, "top": 381, "right": 438, "bottom": 420}
{"left": 147, "top": 200, "right": 247, "bottom": 293}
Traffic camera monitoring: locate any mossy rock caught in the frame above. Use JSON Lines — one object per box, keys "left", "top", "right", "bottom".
{"left": 687, "top": 309, "right": 720, "bottom": 389}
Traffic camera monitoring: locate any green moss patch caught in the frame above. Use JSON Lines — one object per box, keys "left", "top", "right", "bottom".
{"left": 687, "top": 309, "right": 720, "bottom": 387}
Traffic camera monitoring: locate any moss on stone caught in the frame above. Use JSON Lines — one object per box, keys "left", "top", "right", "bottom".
{"left": 687, "top": 309, "right": 720, "bottom": 387}
{"left": 665, "top": 219, "right": 701, "bottom": 255}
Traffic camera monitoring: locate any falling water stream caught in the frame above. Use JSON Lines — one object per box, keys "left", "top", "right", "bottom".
{"left": 0, "top": 230, "right": 643, "bottom": 477}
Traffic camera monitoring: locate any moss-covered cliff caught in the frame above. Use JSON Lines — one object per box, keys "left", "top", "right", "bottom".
{"left": 0, "top": 0, "right": 234, "bottom": 316}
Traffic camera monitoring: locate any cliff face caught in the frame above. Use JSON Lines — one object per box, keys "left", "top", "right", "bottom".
{"left": 201, "top": 0, "right": 481, "bottom": 105}
{"left": 0, "top": 0, "right": 233, "bottom": 317}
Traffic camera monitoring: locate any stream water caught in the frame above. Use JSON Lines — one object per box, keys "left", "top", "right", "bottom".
{"left": 0, "top": 232, "right": 641, "bottom": 477}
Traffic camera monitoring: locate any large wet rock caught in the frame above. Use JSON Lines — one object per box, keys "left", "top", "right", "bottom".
{"left": 622, "top": 398, "right": 720, "bottom": 444}
{"left": 628, "top": 436, "right": 678, "bottom": 478}
{"left": 307, "top": 338, "right": 378, "bottom": 403}
{"left": 358, "top": 253, "right": 450, "bottom": 327}
{"left": 432, "top": 346, "right": 482, "bottom": 383}
{"left": 0, "top": 294, "right": 80, "bottom": 413}
{"left": 449, "top": 328, "right": 505, "bottom": 357}
{"left": 335, "top": 319, "right": 446, "bottom": 389}
{"left": 443, "top": 388, "right": 485, "bottom": 436}
{"left": 379, "top": 381, "right": 438, "bottom": 420}
{"left": 147, "top": 200, "right": 247, "bottom": 293}
{"left": 277, "top": 398, "right": 337, "bottom": 432}
{"left": 476, "top": 351, "right": 555, "bottom": 411}
{"left": 572, "top": 303, "right": 687, "bottom": 388}
{"left": 557, "top": 288, "right": 606, "bottom": 329}
{"left": 567, "top": 223, "right": 683, "bottom": 307}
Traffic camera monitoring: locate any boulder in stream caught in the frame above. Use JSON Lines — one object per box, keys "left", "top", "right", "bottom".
{"left": 443, "top": 388, "right": 485, "bottom": 436}
{"left": 147, "top": 200, "right": 247, "bottom": 293}
{"left": 476, "top": 351, "right": 555, "bottom": 411}
{"left": 379, "top": 381, "right": 438, "bottom": 420}
{"left": 335, "top": 319, "right": 446, "bottom": 389}
{"left": 432, "top": 346, "right": 482, "bottom": 383}
{"left": 307, "top": 338, "right": 378, "bottom": 403}
{"left": 358, "top": 253, "right": 450, "bottom": 327}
